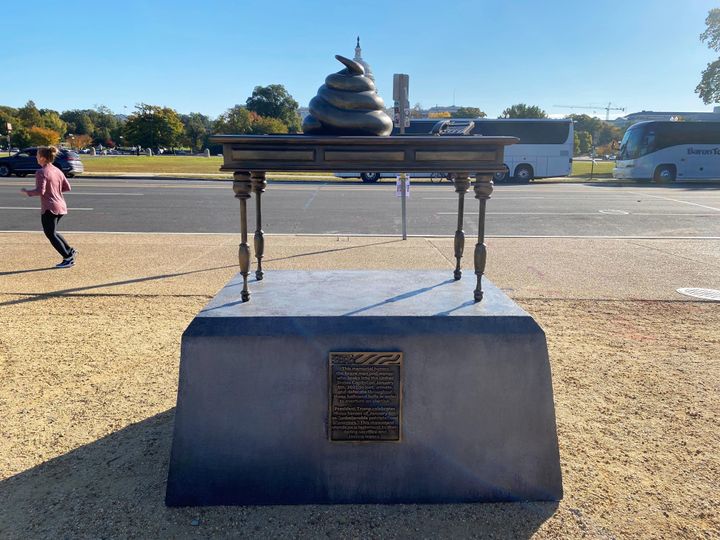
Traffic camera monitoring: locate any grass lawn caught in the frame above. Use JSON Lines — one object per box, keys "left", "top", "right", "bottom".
{"left": 570, "top": 160, "right": 614, "bottom": 178}
{"left": 80, "top": 155, "right": 333, "bottom": 178}
{"left": 79, "top": 155, "right": 617, "bottom": 180}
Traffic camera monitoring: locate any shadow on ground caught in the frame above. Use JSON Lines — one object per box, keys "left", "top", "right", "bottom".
{"left": 0, "top": 410, "right": 558, "bottom": 539}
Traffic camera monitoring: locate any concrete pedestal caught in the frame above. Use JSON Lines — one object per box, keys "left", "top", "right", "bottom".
{"left": 166, "top": 271, "right": 562, "bottom": 506}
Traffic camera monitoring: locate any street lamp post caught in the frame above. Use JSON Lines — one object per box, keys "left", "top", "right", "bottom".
{"left": 6, "top": 122, "right": 12, "bottom": 156}
{"left": 68, "top": 134, "right": 75, "bottom": 150}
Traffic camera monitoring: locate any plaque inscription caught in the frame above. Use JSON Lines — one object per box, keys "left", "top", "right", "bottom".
{"left": 329, "top": 352, "right": 402, "bottom": 442}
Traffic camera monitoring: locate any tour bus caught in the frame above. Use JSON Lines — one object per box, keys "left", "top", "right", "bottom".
{"left": 335, "top": 118, "right": 574, "bottom": 182}
{"left": 613, "top": 121, "right": 720, "bottom": 181}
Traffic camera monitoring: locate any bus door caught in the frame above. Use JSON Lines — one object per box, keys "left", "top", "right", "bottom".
{"left": 533, "top": 156, "right": 548, "bottom": 177}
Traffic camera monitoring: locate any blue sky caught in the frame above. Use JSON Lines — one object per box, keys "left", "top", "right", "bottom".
{"left": 1, "top": 0, "right": 717, "bottom": 120}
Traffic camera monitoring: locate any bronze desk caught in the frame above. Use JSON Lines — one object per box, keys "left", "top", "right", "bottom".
{"left": 211, "top": 134, "right": 518, "bottom": 303}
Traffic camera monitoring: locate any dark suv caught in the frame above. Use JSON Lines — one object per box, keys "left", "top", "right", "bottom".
{"left": 0, "top": 147, "right": 84, "bottom": 177}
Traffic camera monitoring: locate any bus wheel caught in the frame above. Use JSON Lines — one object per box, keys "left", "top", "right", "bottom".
{"left": 653, "top": 165, "right": 676, "bottom": 182}
{"left": 514, "top": 164, "right": 533, "bottom": 183}
{"left": 360, "top": 172, "right": 381, "bottom": 183}
{"left": 493, "top": 166, "right": 509, "bottom": 183}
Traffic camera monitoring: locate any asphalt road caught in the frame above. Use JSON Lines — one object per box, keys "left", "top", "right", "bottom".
{"left": 1, "top": 177, "right": 720, "bottom": 237}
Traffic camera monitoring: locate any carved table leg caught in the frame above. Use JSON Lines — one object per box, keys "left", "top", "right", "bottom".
{"left": 233, "top": 172, "right": 252, "bottom": 302}
{"left": 473, "top": 174, "right": 494, "bottom": 302}
{"left": 452, "top": 173, "right": 471, "bottom": 280}
{"left": 251, "top": 171, "right": 267, "bottom": 280}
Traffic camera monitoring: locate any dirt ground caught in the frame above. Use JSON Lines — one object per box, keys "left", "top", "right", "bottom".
{"left": 0, "top": 235, "right": 718, "bottom": 539}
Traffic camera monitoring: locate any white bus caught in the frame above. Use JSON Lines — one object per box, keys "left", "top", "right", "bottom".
{"left": 335, "top": 118, "right": 574, "bottom": 183}
{"left": 613, "top": 121, "right": 720, "bottom": 181}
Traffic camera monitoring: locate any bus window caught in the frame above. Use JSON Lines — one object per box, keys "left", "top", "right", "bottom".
{"left": 639, "top": 131, "right": 656, "bottom": 157}
{"left": 619, "top": 127, "right": 645, "bottom": 160}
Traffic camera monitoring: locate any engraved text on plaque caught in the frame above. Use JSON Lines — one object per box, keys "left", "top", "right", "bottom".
{"left": 329, "top": 352, "right": 403, "bottom": 442}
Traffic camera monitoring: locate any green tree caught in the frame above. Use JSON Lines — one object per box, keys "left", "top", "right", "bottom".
{"left": 576, "top": 131, "right": 593, "bottom": 155}
{"left": 91, "top": 105, "right": 123, "bottom": 146}
{"left": 181, "top": 112, "right": 213, "bottom": 151}
{"left": 251, "top": 116, "right": 289, "bottom": 134}
{"left": 499, "top": 103, "right": 547, "bottom": 118}
{"left": 567, "top": 114, "right": 623, "bottom": 153}
{"left": 246, "top": 84, "right": 301, "bottom": 132}
{"left": 124, "top": 104, "right": 184, "bottom": 149}
{"left": 39, "top": 110, "right": 67, "bottom": 136}
{"left": 697, "top": 8, "right": 720, "bottom": 104}
{"left": 10, "top": 127, "right": 31, "bottom": 149}
{"left": 214, "top": 106, "right": 258, "bottom": 134}
{"left": 60, "top": 110, "right": 96, "bottom": 136}
{"left": 567, "top": 114, "right": 603, "bottom": 135}
{"left": 17, "top": 100, "right": 42, "bottom": 127}
{"left": 451, "top": 107, "right": 487, "bottom": 118}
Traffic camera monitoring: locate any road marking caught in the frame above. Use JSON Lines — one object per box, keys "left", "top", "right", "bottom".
{"left": 303, "top": 187, "right": 320, "bottom": 210}
{"left": 0, "top": 206, "right": 93, "bottom": 210}
{"left": 627, "top": 191, "right": 720, "bottom": 212}
{"left": 423, "top": 196, "right": 547, "bottom": 200}
{"left": 438, "top": 212, "right": 611, "bottom": 215}
{"left": 1, "top": 230, "right": 719, "bottom": 240}
{"left": 68, "top": 192, "right": 144, "bottom": 196}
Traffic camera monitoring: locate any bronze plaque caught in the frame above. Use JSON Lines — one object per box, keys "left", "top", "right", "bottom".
{"left": 329, "top": 352, "right": 402, "bottom": 442}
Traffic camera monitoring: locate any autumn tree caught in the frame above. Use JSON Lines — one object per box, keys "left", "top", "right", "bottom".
{"left": 697, "top": 8, "right": 720, "bottom": 104}
{"left": 500, "top": 103, "right": 547, "bottom": 118}
{"left": 67, "top": 134, "right": 93, "bottom": 150}
{"left": 27, "top": 126, "right": 61, "bottom": 146}
{"left": 451, "top": 107, "right": 487, "bottom": 118}
{"left": 409, "top": 103, "right": 424, "bottom": 118}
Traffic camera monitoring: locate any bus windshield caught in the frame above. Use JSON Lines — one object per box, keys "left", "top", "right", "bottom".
{"left": 618, "top": 125, "right": 652, "bottom": 160}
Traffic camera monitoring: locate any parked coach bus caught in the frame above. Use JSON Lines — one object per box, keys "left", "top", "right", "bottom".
{"left": 335, "top": 118, "right": 574, "bottom": 182}
{"left": 613, "top": 121, "right": 720, "bottom": 181}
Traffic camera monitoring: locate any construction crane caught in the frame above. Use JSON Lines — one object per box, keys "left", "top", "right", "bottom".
{"left": 553, "top": 102, "right": 625, "bottom": 121}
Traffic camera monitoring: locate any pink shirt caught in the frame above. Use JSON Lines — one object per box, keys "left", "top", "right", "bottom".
{"left": 26, "top": 164, "right": 71, "bottom": 214}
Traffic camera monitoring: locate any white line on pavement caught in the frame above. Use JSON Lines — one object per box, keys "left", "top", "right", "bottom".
{"left": 627, "top": 191, "right": 720, "bottom": 212}
{"left": 2, "top": 230, "right": 719, "bottom": 239}
{"left": 68, "top": 192, "right": 144, "bottom": 196}
{"left": 423, "top": 196, "right": 547, "bottom": 200}
{"left": 438, "top": 212, "right": 607, "bottom": 215}
{"left": 0, "top": 207, "right": 93, "bottom": 210}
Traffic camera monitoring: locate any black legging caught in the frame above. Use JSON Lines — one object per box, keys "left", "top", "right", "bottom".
{"left": 41, "top": 211, "right": 72, "bottom": 259}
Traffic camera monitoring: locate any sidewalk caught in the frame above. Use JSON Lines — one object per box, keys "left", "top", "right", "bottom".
{"left": 0, "top": 232, "right": 718, "bottom": 538}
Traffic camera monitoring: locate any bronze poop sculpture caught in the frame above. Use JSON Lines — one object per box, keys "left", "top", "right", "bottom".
{"left": 302, "top": 55, "right": 393, "bottom": 136}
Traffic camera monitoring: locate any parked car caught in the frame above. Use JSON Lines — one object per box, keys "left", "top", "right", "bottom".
{"left": 0, "top": 147, "right": 84, "bottom": 177}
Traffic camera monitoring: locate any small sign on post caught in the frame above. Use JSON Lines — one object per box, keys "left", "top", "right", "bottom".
{"left": 392, "top": 74, "right": 409, "bottom": 135}
{"left": 395, "top": 174, "right": 410, "bottom": 198}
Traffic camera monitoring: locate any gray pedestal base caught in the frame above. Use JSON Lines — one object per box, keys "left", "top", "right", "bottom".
{"left": 166, "top": 271, "right": 562, "bottom": 506}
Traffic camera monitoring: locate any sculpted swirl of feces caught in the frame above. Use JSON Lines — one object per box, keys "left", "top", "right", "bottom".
{"left": 302, "top": 55, "right": 393, "bottom": 136}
